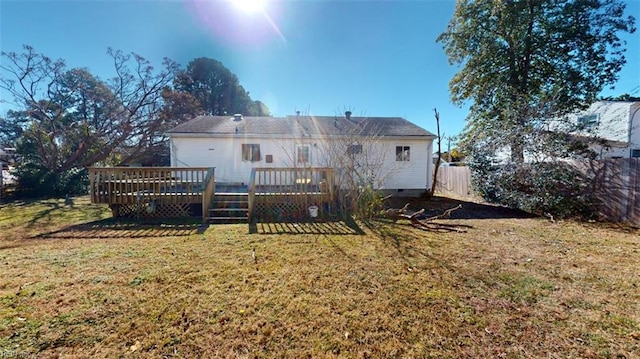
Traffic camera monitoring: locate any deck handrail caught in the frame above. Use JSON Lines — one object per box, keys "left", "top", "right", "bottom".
{"left": 88, "top": 166, "right": 210, "bottom": 205}
{"left": 201, "top": 167, "right": 216, "bottom": 222}
{"left": 251, "top": 167, "right": 334, "bottom": 193}
{"left": 248, "top": 168, "right": 257, "bottom": 221}
{"left": 249, "top": 167, "right": 336, "bottom": 220}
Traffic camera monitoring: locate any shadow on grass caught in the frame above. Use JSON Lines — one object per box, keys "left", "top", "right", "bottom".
{"left": 249, "top": 215, "right": 365, "bottom": 235}
{"left": 362, "top": 220, "right": 423, "bottom": 254}
{"left": 386, "top": 195, "right": 538, "bottom": 220}
{"left": 30, "top": 217, "right": 206, "bottom": 240}
{"left": 363, "top": 220, "right": 464, "bottom": 274}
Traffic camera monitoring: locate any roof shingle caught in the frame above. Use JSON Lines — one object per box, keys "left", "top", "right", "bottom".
{"left": 167, "top": 115, "right": 435, "bottom": 138}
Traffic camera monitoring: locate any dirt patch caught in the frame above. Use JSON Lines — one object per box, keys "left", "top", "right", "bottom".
{"left": 385, "top": 195, "right": 537, "bottom": 220}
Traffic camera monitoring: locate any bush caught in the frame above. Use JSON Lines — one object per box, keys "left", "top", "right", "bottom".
{"left": 14, "top": 164, "right": 89, "bottom": 198}
{"left": 355, "top": 185, "right": 386, "bottom": 221}
{"left": 469, "top": 160, "right": 599, "bottom": 219}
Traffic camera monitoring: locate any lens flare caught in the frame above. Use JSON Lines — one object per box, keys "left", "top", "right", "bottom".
{"left": 185, "top": 0, "right": 286, "bottom": 47}
{"left": 230, "top": 0, "right": 265, "bottom": 13}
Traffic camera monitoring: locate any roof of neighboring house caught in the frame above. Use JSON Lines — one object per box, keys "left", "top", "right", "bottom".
{"left": 166, "top": 115, "right": 436, "bottom": 138}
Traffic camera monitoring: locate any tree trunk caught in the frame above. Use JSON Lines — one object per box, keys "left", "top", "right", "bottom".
{"left": 511, "top": 137, "right": 525, "bottom": 163}
{"left": 431, "top": 108, "right": 442, "bottom": 194}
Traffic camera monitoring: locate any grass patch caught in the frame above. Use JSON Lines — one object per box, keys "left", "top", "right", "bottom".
{"left": 0, "top": 196, "right": 639, "bottom": 357}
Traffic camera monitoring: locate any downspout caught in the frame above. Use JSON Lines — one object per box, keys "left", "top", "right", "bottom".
{"left": 629, "top": 104, "right": 640, "bottom": 157}
{"left": 169, "top": 137, "right": 177, "bottom": 167}
{"left": 427, "top": 139, "right": 434, "bottom": 193}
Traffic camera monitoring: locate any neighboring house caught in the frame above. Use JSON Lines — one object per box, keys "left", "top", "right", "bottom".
{"left": 493, "top": 101, "right": 640, "bottom": 162}
{"left": 432, "top": 154, "right": 451, "bottom": 167}
{"left": 0, "top": 148, "right": 17, "bottom": 191}
{"left": 166, "top": 112, "right": 436, "bottom": 196}
{"left": 566, "top": 101, "right": 640, "bottom": 159}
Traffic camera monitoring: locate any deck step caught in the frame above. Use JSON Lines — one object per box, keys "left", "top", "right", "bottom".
{"left": 209, "top": 208, "right": 248, "bottom": 213}
{"left": 208, "top": 191, "right": 250, "bottom": 223}
{"left": 211, "top": 202, "right": 248, "bottom": 207}
{"left": 207, "top": 216, "right": 249, "bottom": 223}
{"left": 213, "top": 193, "right": 249, "bottom": 198}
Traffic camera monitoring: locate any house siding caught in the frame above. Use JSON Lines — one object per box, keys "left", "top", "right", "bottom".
{"left": 630, "top": 103, "right": 640, "bottom": 157}
{"left": 377, "top": 138, "right": 431, "bottom": 190}
{"left": 170, "top": 135, "right": 433, "bottom": 191}
{"left": 571, "top": 101, "right": 640, "bottom": 158}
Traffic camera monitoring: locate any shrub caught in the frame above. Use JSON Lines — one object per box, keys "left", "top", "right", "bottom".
{"left": 469, "top": 159, "right": 599, "bottom": 219}
{"left": 14, "top": 164, "right": 88, "bottom": 198}
{"left": 354, "top": 185, "right": 386, "bottom": 221}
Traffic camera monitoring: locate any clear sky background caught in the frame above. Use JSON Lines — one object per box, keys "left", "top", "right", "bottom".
{"left": 1, "top": 0, "right": 639, "bottom": 140}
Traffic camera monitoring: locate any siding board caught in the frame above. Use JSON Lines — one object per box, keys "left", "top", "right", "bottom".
{"left": 171, "top": 136, "right": 432, "bottom": 191}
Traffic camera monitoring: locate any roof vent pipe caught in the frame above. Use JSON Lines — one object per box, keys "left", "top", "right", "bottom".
{"left": 345, "top": 111, "right": 352, "bottom": 119}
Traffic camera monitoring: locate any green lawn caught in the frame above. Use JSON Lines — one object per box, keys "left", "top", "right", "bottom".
{"left": 1, "top": 196, "right": 638, "bottom": 358}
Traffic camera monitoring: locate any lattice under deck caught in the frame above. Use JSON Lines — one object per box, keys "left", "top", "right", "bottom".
{"left": 110, "top": 203, "right": 191, "bottom": 218}
{"left": 253, "top": 202, "right": 306, "bottom": 222}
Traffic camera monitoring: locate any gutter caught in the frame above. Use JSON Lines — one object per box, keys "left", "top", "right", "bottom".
{"left": 165, "top": 132, "right": 437, "bottom": 140}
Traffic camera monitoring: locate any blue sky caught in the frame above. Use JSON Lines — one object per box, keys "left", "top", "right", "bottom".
{"left": 1, "top": 0, "right": 639, "bottom": 140}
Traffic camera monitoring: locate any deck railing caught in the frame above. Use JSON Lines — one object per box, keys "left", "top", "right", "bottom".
{"left": 89, "top": 167, "right": 212, "bottom": 205}
{"left": 248, "top": 168, "right": 257, "bottom": 220}
{"left": 201, "top": 167, "right": 216, "bottom": 222}
{"left": 248, "top": 167, "right": 335, "bottom": 220}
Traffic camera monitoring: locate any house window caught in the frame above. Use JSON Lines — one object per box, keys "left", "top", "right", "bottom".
{"left": 347, "top": 144, "right": 362, "bottom": 155}
{"left": 241, "top": 144, "right": 261, "bottom": 162}
{"left": 297, "top": 145, "right": 310, "bottom": 164}
{"left": 396, "top": 146, "right": 410, "bottom": 161}
{"left": 632, "top": 149, "right": 640, "bottom": 158}
{"left": 265, "top": 154, "right": 273, "bottom": 163}
{"left": 578, "top": 114, "right": 598, "bottom": 129}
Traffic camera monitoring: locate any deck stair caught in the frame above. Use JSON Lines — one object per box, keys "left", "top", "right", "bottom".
{"left": 207, "top": 192, "right": 249, "bottom": 223}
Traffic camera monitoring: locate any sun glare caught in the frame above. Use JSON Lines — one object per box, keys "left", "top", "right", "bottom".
{"left": 230, "top": 0, "right": 265, "bottom": 13}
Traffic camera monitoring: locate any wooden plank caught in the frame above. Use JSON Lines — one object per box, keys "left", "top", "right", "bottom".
{"left": 88, "top": 167, "right": 211, "bottom": 206}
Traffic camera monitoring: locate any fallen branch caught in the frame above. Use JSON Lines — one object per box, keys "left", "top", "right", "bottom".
{"left": 409, "top": 219, "right": 468, "bottom": 233}
{"left": 382, "top": 204, "right": 468, "bottom": 232}
{"left": 423, "top": 204, "right": 462, "bottom": 221}
{"left": 384, "top": 203, "right": 410, "bottom": 221}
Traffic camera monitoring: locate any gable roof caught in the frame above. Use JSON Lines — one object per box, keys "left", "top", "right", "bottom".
{"left": 166, "top": 115, "right": 436, "bottom": 138}
{"left": 570, "top": 101, "right": 640, "bottom": 143}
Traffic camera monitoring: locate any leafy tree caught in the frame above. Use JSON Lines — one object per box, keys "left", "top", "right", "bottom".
{"left": 441, "top": 148, "right": 466, "bottom": 163}
{"left": 438, "top": 0, "right": 635, "bottom": 162}
{"left": 600, "top": 93, "right": 640, "bottom": 102}
{"left": 158, "top": 88, "right": 204, "bottom": 129}
{"left": 175, "top": 57, "right": 270, "bottom": 116}
{"left": 110, "top": 88, "right": 204, "bottom": 166}
{"left": 0, "top": 110, "right": 28, "bottom": 147}
{"left": 1, "top": 46, "right": 179, "bottom": 195}
{"left": 437, "top": 0, "right": 635, "bottom": 218}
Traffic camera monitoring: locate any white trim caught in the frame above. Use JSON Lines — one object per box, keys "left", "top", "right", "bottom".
{"left": 166, "top": 133, "right": 436, "bottom": 141}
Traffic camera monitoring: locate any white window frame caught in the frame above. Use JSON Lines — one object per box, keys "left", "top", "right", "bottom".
{"left": 241, "top": 143, "right": 261, "bottom": 162}
{"left": 347, "top": 144, "right": 362, "bottom": 155}
{"left": 396, "top": 145, "right": 410, "bottom": 162}
{"left": 577, "top": 114, "right": 599, "bottom": 129}
{"left": 297, "top": 145, "right": 310, "bottom": 164}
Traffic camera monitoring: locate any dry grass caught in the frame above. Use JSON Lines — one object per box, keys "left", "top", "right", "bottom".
{"left": 1, "top": 196, "right": 639, "bottom": 358}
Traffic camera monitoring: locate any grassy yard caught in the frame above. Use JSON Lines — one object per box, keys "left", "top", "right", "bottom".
{"left": 0, "top": 196, "right": 638, "bottom": 358}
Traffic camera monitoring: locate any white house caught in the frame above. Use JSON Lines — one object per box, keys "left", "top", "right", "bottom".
{"left": 567, "top": 101, "right": 640, "bottom": 159}
{"left": 492, "top": 101, "right": 640, "bottom": 163}
{"left": 0, "top": 148, "right": 17, "bottom": 190}
{"left": 166, "top": 112, "right": 436, "bottom": 196}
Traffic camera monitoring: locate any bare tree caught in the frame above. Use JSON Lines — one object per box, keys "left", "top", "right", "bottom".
{"left": 0, "top": 45, "right": 179, "bottom": 172}
{"left": 431, "top": 108, "right": 443, "bottom": 195}
{"left": 314, "top": 114, "right": 401, "bottom": 218}
{"left": 268, "top": 111, "right": 402, "bottom": 218}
